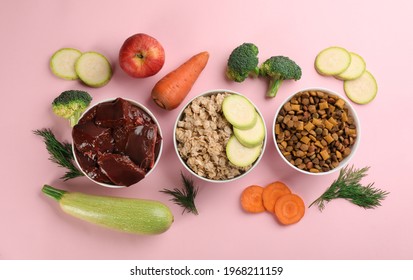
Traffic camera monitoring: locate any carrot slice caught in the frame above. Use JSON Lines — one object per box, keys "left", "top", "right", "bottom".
{"left": 274, "top": 193, "right": 305, "bottom": 225}
{"left": 262, "top": 181, "right": 291, "bottom": 212}
{"left": 240, "top": 185, "right": 265, "bottom": 213}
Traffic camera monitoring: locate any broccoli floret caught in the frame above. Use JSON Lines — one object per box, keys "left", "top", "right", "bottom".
{"left": 259, "top": 56, "right": 302, "bottom": 98}
{"left": 52, "top": 90, "right": 92, "bottom": 127}
{"left": 226, "top": 43, "right": 260, "bottom": 82}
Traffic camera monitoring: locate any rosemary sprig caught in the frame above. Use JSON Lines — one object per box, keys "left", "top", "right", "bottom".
{"left": 309, "top": 165, "right": 389, "bottom": 211}
{"left": 160, "top": 172, "right": 199, "bottom": 215}
{"left": 33, "top": 128, "right": 84, "bottom": 181}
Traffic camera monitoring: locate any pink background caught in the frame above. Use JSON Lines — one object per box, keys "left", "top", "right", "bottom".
{"left": 1, "top": 0, "right": 412, "bottom": 260}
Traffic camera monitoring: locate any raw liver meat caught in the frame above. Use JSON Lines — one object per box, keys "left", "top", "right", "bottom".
{"left": 72, "top": 121, "right": 114, "bottom": 159}
{"left": 97, "top": 153, "right": 146, "bottom": 187}
{"left": 72, "top": 98, "right": 161, "bottom": 187}
{"left": 95, "top": 98, "right": 131, "bottom": 128}
{"left": 125, "top": 123, "right": 158, "bottom": 170}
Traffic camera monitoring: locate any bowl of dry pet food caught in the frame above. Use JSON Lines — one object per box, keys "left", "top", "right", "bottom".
{"left": 174, "top": 89, "right": 267, "bottom": 183}
{"left": 72, "top": 97, "right": 163, "bottom": 188}
{"left": 273, "top": 88, "right": 360, "bottom": 175}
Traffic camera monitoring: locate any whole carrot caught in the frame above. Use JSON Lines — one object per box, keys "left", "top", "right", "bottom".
{"left": 151, "top": 51, "right": 209, "bottom": 110}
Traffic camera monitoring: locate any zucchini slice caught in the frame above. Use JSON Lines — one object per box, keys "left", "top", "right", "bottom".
{"left": 75, "top": 51, "right": 112, "bottom": 87}
{"left": 222, "top": 94, "right": 257, "bottom": 130}
{"left": 233, "top": 112, "right": 265, "bottom": 148}
{"left": 315, "top": 46, "right": 351, "bottom": 76}
{"left": 226, "top": 135, "right": 262, "bottom": 167}
{"left": 335, "top": 52, "right": 366, "bottom": 80}
{"left": 344, "top": 70, "right": 378, "bottom": 104}
{"left": 50, "top": 48, "right": 82, "bottom": 80}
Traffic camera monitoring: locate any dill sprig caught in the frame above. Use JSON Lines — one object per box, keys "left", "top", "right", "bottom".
{"left": 309, "top": 165, "right": 389, "bottom": 211}
{"left": 33, "top": 128, "right": 84, "bottom": 181}
{"left": 160, "top": 172, "right": 199, "bottom": 215}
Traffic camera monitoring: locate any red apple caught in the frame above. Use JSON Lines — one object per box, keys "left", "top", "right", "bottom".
{"left": 119, "top": 33, "right": 165, "bottom": 78}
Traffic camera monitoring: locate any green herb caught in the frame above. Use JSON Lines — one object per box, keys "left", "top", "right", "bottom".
{"left": 33, "top": 128, "right": 84, "bottom": 180}
{"left": 309, "top": 165, "right": 389, "bottom": 211}
{"left": 160, "top": 172, "right": 199, "bottom": 215}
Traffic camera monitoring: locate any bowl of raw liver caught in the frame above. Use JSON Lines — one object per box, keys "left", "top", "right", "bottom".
{"left": 72, "top": 97, "right": 163, "bottom": 188}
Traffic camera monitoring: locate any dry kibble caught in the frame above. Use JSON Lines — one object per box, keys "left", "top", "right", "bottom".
{"left": 324, "top": 134, "right": 334, "bottom": 144}
{"left": 275, "top": 90, "right": 357, "bottom": 173}
{"left": 300, "top": 136, "right": 311, "bottom": 145}
{"left": 300, "top": 144, "right": 309, "bottom": 151}
{"left": 335, "top": 99, "right": 345, "bottom": 109}
{"left": 304, "top": 122, "right": 315, "bottom": 132}
{"left": 320, "top": 150, "right": 330, "bottom": 160}
{"left": 319, "top": 101, "right": 329, "bottom": 110}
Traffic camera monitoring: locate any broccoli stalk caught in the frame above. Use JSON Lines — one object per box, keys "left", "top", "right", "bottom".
{"left": 226, "top": 43, "right": 260, "bottom": 82}
{"left": 259, "top": 56, "right": 302, "bottom": 98}
{"left": 52, "top": 90, "right": 92, "bottom": 127}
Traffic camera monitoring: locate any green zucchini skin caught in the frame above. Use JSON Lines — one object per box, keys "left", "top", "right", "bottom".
{"left": 43, "top": 185, "right": 174, "bottom": 235}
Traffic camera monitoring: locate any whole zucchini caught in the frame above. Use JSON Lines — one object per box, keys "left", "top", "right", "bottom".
{"left": 42, "top": 185, "right": 174, "bottom": 235}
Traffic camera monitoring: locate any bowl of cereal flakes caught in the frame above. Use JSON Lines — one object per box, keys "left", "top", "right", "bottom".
{"left": 273, "top": 88, "right": 360, "bottom": 175}
{"left": 174, "top": 89, "right": 267, "bottom": 183}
